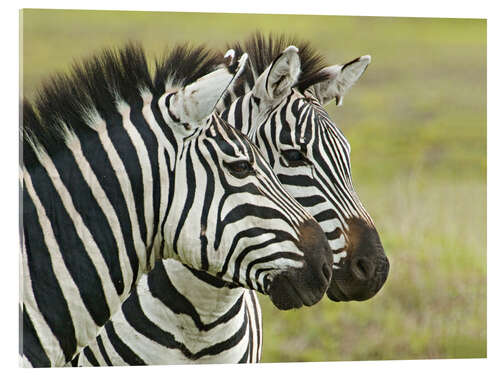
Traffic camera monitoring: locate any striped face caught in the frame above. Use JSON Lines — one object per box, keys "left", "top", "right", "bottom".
{"left": 222, "top": 48, "right": 389, "bottom": 301}
{"left": 254, "top": 89, "right": 388, "bottom": 301}
{"left": 158, "top": 108, "right": 333, "bottom": 309}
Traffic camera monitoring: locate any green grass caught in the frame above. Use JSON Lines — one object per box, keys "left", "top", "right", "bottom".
{"left": 20, "top": 9, "right": 486, "bottom": 362}
{"left": 258, "top": 177, "right": 486, "bottom": 361}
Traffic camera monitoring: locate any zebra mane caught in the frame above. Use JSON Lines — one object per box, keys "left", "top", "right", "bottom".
{"left": 227, "top": 32, "right": 329, "bottom": 97}
{"left": 22, "top": 43, "right": 223, "bottom": 169}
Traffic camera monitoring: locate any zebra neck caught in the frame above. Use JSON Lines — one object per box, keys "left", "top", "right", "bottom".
{"left": 147, "top": 260, "right": 246, "bottom": 330}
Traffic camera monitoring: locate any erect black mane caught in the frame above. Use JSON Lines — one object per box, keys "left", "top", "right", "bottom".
{"left": 228, "top": 32, "right": 329, "bottom": 97}
{"left": 22, "top": 42, "right": 223, "bottom": 169}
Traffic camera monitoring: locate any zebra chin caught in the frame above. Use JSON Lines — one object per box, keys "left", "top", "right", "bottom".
{"left": 326, "top": 218, "right": 390, "bottom": 302}
{"left": 265, "top": 219, "right": 333, "bottom": 310}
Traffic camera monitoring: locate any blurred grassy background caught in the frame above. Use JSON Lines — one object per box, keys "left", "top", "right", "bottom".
{"left": 20, "top": 9, "right": 486, "bottom": 362}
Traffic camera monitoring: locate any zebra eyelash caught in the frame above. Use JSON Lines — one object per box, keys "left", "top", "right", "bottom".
{"left": 280, "top": 149, "right": 311, "bottom": 167}
{"left": 223, "top": 159, "right": 256, "bottom": 179}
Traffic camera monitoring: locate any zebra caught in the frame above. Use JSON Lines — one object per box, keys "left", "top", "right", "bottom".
{"left": 223, "top": 33, "right": 390, "bottom": 302}
{"left": 20, "top": 43, "right": 334, "bottom": 367}
{"left": 71, "top": 34, "right": 389, "bottom": 366}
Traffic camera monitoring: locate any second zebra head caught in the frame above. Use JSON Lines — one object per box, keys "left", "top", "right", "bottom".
{"left": 220, "top": 34, "right": 390, "bottom": 302}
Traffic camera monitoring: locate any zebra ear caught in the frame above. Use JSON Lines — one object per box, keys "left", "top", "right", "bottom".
{"left": 311, "top": 55, "right": 371, "bottom": 106}
{"left": 169, "top": 53, "right": 248, "bottom": 125}
{"left": 253, "top": 45, "right": 301, "bottom": 101}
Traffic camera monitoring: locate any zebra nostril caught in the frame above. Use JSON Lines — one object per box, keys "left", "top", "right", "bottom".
{"left": 350, "top": 256, "right": 375, "bottom": 281}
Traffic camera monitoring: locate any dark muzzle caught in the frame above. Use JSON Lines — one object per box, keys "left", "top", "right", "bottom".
{"left": 267, "top": 219, "right": 333, "bottom": 310}
{"left": 327, "top": 218, "right": 389, "bottom": 302}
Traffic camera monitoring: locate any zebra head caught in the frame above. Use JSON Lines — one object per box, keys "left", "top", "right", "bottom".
{"left": 158, "top": 51, "right": 333, "bottom": 309}
{"left": 221, "top": 35, "right": 389, "bottom": 302}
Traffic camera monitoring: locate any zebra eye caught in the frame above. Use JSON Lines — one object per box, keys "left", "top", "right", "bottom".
{"left": 224, "top": 160, "right": 254, "bottom": 178}
{"left": 281, "top": 149, "right": 309, "bottom": 167}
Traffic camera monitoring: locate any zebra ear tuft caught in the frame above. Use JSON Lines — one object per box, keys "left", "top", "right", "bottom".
{"left": 169, "top": 53, "right": 248, "bottom": 125}
{"left": 253, "top": 45, "right": 301, "bottom": 101}
{"left": 311, "top": 55, "right": 371, "bottom": 106}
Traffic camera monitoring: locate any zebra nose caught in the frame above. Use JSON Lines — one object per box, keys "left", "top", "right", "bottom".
{"left": 350, "top": 256, "right": 375, "bottom": 281}
{"left": 326, "top": 217, "right": 389, "bottom": 302}
{"left": 267, "top": 218, "right": 333, "bottom": 310}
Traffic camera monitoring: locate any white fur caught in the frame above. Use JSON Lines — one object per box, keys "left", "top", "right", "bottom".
{"left": 312, "top": 55, "right": 371, "bottom": 106}
{"left": 253, "top": 45, "right": 301, "bottom": 101}
{"left": 169, "top": 53, "right": 248, "bottom": 125}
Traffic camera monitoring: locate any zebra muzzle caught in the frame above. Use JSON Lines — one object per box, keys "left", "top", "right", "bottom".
{"left": 267, "top": 219, "right": 333, "bottom": 310}
{"left": 327, "top": 218, "right": 390, "bottom": 302}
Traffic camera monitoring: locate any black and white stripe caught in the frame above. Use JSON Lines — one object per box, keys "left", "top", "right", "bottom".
{"left": 21, "top": 43, "right": 333, "bottom": 367}
{"left": 72, "top": 259, "right": 262, "bottom": 365}
{"left": 71, "top": 34, "right": 389, "bottom": 367}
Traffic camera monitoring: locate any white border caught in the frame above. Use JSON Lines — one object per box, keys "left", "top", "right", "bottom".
{"left": 2, "top": 1, "right": 496, "bottom": 374}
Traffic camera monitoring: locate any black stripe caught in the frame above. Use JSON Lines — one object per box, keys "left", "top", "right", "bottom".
{"left": 146, "top": 262, "right": 204, "bottom": 330}
{"left": 257, "top": 123, "right": 275, "bottom": 167}
{"left": 105, "top": 110, "right": 148, "bottom": 247}
{"left": 172, "top": 147, "right": 196, "bottom": 254}
{"left": 265, "top": 52, "right": 284, "bottom": 96}
{"left": 277, "top": 173, "right": 315, "bottom": 187}
{"left": 295, "top": 194, "right": 326, "bottom": 207}
{"left": 151, "top": 94, "right": 178, "bottom": 155}
{"left": 223, "top": 92, "right": 234, "bottom": 109}
{"left": 246, "top": 94, "right": 253, "bottom": 133}
{"left": 78, "top": 126, "right": 140, "bottom": 288}
{"left": 203, "top": 296, "right": 244, "bottom": 331}
{"left": 159, "top": 149, "right": 176, "bottom": 258}
{"left": 70, "top": 353, "right": 80, "bottom": 367}
{"left": 246, "top": 303, "right": 253, "bottom": 363}
{"left": 252, "top": 95, "right": 260, "bottom": 107}
{"left": 28, "top": 164, "right": 110, "bottom": 327}
{"left": 194, "top": 142, "right": 215, "bottom": 271}
{"left": 22, "top": 306, "right": 51, "bottom": 367}
{"left": 220, "top": 107, "right": 230, "bottom": 122}
{"left": 314, "top": 209, "right": 340, "bottom": 223}
{"left": 249, "top": 291, "right": 262, "bottom": 360}
{"left": 105, "top": 322, "right": 146, "bottom": 366}
{"left": 238, "top": 346, "right": 249, "bottom": 363}
{"left": 96, "top": 335, "right": 113, "bottom": 366}
{"left": 193, "top": 310, "right": 248, "bottom": 359}
{"left": 165, "top": 93, "right": 180, "bottom": 123}
{"left": 278, "top": 95, "right": 294, "bottom": 146}
{"left": 23, "top": 187, "right": 77, "bottom": 364}
{"left": 326, "top": 227, "right": 343, "bottom": 241}
{"left": 300, "top": 104, "right": 314, "bottom": 145}
{"left": 82, "top": 346, "right": 100, "bottom": 366}
{"left": 186, "top": 266, "right": 230, "bottom": 288}
{"left": 128, "top": 95, "right": 161, "bottom": 261}
{"left": 53, "top": 146, "right": 125, "bottom": 296}
{"left": 269, "top": 112, "right": 279, "bottom": 152}
{"left": 121, "top": 292, "right": 193, "bottom": 358}
{"left": 233, "top": 96, "right": 243, "bottom": 133}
